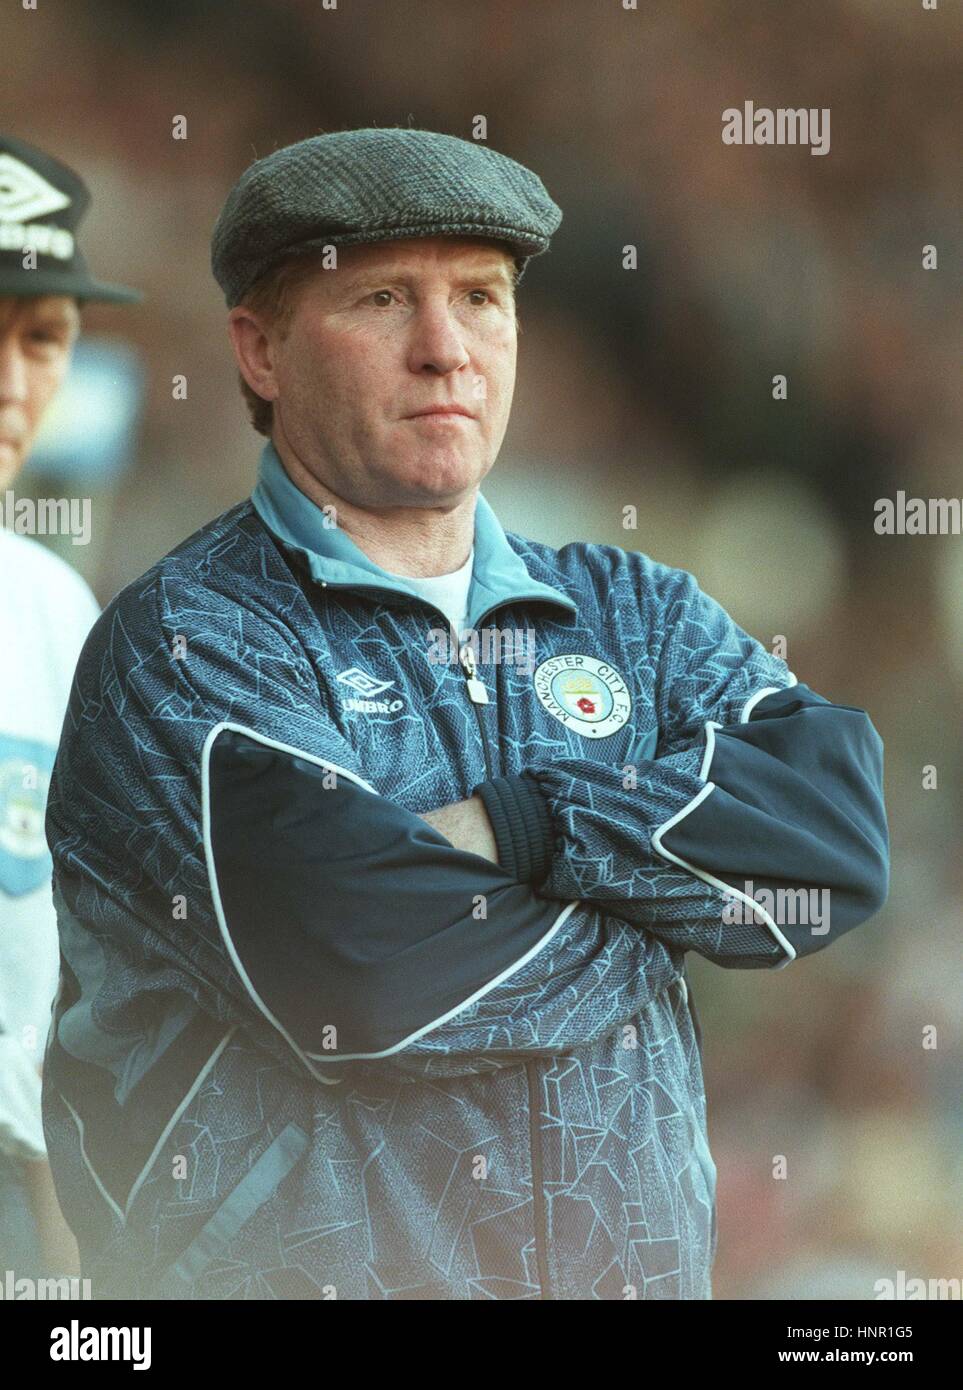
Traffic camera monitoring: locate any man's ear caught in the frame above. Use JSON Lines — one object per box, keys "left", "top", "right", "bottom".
{"left": 227, "top": 308, "right": 279, "bottom": 405}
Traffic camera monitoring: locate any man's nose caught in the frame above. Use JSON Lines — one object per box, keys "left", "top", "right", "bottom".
{"left": 0, "top": 338, "right": 29, "bottom": 404}
{"left": 406, "top": 300, "right": 471, "bottom": 375}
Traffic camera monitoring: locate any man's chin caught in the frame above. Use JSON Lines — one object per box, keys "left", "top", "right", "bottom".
{"left": 386, "top": 452, "right": 488, "bottom": 506}
{"left": 0, "top": 447, "right": 24, "bottom": 491}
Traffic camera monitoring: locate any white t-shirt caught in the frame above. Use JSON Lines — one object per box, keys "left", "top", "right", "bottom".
{"left": 0, "top": 529, "right": 100, "bottom": 1159}
{"left": 393, "top": 546, "right": 474, "bottom": 640}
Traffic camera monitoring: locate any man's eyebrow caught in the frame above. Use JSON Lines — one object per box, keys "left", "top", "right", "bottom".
{"left": 28, "top": 307, "right": 79, "bottom": 329}
{"left": 453, "top": 265, "right": 514, "bottom": 288}
{"left": 336, "top": 263, "right": 514, "bottom": 293}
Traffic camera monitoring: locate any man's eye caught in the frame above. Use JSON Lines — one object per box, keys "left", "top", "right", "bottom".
{"left": 366, "top": 289, "right": 494, "bottom": 307}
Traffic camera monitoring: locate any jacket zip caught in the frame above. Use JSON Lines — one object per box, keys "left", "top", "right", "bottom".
{"left": 458, "top": 640, "right": 498, "bottom": 777}
{"left": 458, "top": 635, "right": 553, "bottom": 1300}
{"left": 526, "top": 1060, "right": 552, "bottom": 1299}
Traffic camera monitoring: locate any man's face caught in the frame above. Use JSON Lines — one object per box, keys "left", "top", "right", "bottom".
{"left": 0, "top": 295, "right": 80, "bottom": 489}
{"left": 248, "top": 237, "right": 518, "bottom": 510}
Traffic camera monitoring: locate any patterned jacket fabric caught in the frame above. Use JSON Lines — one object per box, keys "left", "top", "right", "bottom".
{"left": 41, "top": 442, "right": 889, "bottom": 1300}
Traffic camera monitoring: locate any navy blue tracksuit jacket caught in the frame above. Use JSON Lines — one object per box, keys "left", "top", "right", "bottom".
{"left": 41, "top": 442, "right": 889, "bottom": 1299}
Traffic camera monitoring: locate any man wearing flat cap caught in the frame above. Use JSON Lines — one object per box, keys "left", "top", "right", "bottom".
{"left": 43, "top": 127, "right": 887, "bottom": 1300}
{"left": 0, "top": 133, "right": 138, "bottom": 1279}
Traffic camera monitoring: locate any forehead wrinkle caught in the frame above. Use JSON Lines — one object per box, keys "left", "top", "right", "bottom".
{"left": 333, "top": 259, "right": 514, "bottom": 294}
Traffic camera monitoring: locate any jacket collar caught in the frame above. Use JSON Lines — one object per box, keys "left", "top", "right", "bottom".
{"left": 251, "top": 441, "right": 577, "bottom": 626}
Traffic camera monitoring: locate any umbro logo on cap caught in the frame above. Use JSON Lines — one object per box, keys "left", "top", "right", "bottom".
{"left": 0, "top": 132, "right": 140, "bottom": 302}
{"left": 0, "top": 153, "right": 71, "bottom": 224}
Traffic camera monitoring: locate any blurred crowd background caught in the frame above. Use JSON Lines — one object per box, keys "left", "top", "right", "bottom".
{"left": 3, "top": 0, "right": 960, "bottom": 1299}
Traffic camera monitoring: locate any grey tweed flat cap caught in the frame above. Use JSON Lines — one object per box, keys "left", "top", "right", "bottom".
{"left": 211, "top": 127, "right": 562, "bottom": 307}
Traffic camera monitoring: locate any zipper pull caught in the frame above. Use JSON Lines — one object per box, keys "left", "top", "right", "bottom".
{"left": 459, "top": 642, "right": 489, "bottom": 705}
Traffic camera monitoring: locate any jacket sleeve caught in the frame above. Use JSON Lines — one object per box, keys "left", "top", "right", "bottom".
{"left": 48, "top": 576, "right": 681, "bottom": 1086}
{"left": 472, "top": 569, "right": 890, "bottom": 969}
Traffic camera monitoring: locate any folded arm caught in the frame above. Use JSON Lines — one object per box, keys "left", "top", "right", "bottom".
{"left": 201, "top": 722, "right": 678, "bottom": 1072}
{"left": 472, "top": 572, "right": 890, "bottom": 969}
{"left": 48, "top": 579, "right": 680, "bottom": 1094}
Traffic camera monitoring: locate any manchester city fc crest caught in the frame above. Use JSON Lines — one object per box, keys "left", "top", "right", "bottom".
{"left": 0, "top": 745, "right": 53, "bottom": 897}
{"left": 533, "top": 654, "right": 632, "bottom": 739}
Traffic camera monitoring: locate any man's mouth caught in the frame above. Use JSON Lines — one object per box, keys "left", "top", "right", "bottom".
{"left": 405, "top": 405, "right": 475, "bottom": 420}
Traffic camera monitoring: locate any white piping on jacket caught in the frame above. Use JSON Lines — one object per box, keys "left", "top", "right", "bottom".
{"left": 124, "top": 1025, "right": 237, "bottom": 1217}
{"left": 651, "top": 677, "right": 800, "bottom": 969}
{"left": 201, "top": 722, "right": 365, "bottom": 1086}
{"left": 201, "top": 721, "right": 583, "bottom": 1070}
{"left": 59, "top": 1091, "right": 126, "bottom": 1226}
{"left": 57, "top": 1025, "right": 238, "bottom": 1228}
{"left": 311, "top": 899, "right": 582, "bottom": 1062}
